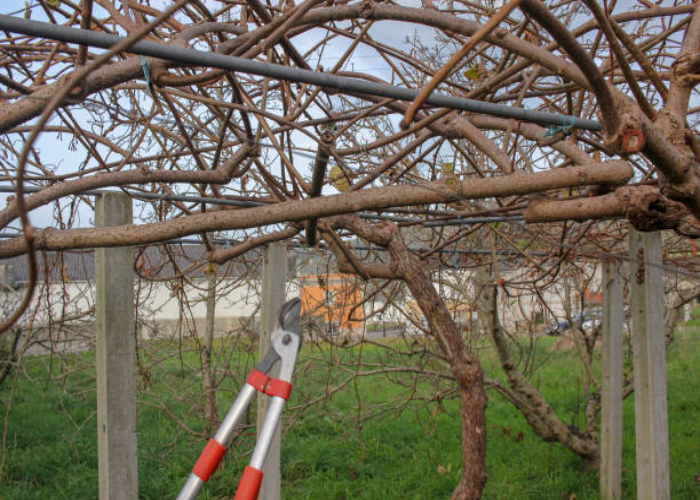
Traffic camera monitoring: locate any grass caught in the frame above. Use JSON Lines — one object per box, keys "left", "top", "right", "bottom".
{"left": 0, "top": 308, "right": 699, "bottom": 499}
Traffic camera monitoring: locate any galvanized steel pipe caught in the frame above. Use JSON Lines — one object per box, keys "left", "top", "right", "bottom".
{"left": 0, "top": 15, "right": 603, "bottom": 131}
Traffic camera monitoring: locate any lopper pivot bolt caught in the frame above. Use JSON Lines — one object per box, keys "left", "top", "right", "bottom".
{"left": 177, "top": 298, "right": 302, "bottom": 500}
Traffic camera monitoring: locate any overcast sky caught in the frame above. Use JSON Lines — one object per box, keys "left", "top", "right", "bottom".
{"left": 0, "top": 0, "right": 691, "bottom": 234}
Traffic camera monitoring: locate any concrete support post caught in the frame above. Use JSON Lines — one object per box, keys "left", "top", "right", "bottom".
{"left": 600, "top": 261, "right": 623, "bottom": 500}
{"left": 474, "top": 265, "right": 495, "bottom": 337}
{"left": 629, "top": 228, "right": 670, "bottom": 500}
{"left": 258, "top": 243, "right": 286, "bottom": 500}
{"left": 95, "top": 193, "right": 137, "bottom": 500}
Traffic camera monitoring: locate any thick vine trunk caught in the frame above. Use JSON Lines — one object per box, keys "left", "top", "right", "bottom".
{"left": 326, "top": 216, "right": 488, "bottom": 499}
{"left": 390, "top": 236, "right": 488, "bottom": 499}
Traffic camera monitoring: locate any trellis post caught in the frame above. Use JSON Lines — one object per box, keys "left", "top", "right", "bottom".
{"left": 600, "top": 260, "right": 623, "bottom": 499}
{"left": 629, "top": 228, "right": 670, "bottom": 500}
{"left": 95, "top": 192, "right": 138, "bottom": 500}
{"left": 258, "top": 243, "right": 287, "bottom": 500}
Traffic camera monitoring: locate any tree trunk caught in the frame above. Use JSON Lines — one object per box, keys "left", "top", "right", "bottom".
{"left": 325, "top": 215, "right": 488, "bottom": 499}
{"left": 386, "top": 228, "right": 488, "bottom": 499}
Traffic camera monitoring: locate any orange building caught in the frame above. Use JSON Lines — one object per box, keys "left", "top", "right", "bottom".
{"left": 299, "top": 273, "right": 363, "bottom": 332}
{"left": 584, "top": 289, "right": 603, "bottom": 303}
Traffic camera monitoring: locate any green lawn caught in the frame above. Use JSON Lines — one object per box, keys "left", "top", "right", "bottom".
{"left": 0, "top": 310, "right": 699, "bottom": 499}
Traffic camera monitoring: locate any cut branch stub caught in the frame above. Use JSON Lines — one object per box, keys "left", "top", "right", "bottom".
{"left": 621, "top": 128, "right": 645, "bottom": 154}
{"left": 524, "top": 185, "right": 700, "bottom": 238}
{"left": 672, "top": 50, "right": 700, "bottom": 83}
{"left": 625, "top": 188, "right": 697, "bottom": 234}
{"left": 602, "top": 86, "right": 645, "bottom": 154}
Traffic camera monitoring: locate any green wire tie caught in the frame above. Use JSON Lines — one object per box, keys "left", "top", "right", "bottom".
{"left": 140, "top": 56, "right": 153, "bottom": 95}
{"left": 543, "top": 115, "right": 576, "bottom": 138}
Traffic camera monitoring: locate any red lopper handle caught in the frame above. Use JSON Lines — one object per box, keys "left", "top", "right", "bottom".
{"left": 192, "top": 438, "right": 226, "bottom": 482}
{"left": 233, "top": 466, "right": 263, "bottom": 500}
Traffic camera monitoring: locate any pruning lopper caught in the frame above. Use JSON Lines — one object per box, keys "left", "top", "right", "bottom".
{"left": 177, "top": 298, "right": 302, "bottom": 500}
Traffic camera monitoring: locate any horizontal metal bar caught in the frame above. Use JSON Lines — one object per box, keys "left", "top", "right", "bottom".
{"left": 0, "top": 235, "right": 692, "bottom": 276}
{"left": 348, "top": 244, "right": 548, "bottom": 257}
{"left": 0, "top": 15, "right": 603, "bottom": 131}
{"left": 0, "top": 232, "right": 539, "bottom": 255}
{"left": 0, "top": 184, "right": 267, "bottom": 208}
{"left": 423, "top": 215, "right": 524, "bottom": 226}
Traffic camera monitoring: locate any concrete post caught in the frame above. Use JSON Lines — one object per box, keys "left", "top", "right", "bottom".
{"left": 600, "top": 261, "right": 623, "bottom": 500}
{"left": 95, "top": 193, "right": 138, "bottom": 500}
{"left": 474, "top": 264, "right": 495, "bottom": 337}
{"left": 258, "top": 243, "right": 286, "bottom": 500}
{"left": 629, "top": 228, "right": 670, "bottom": 500}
